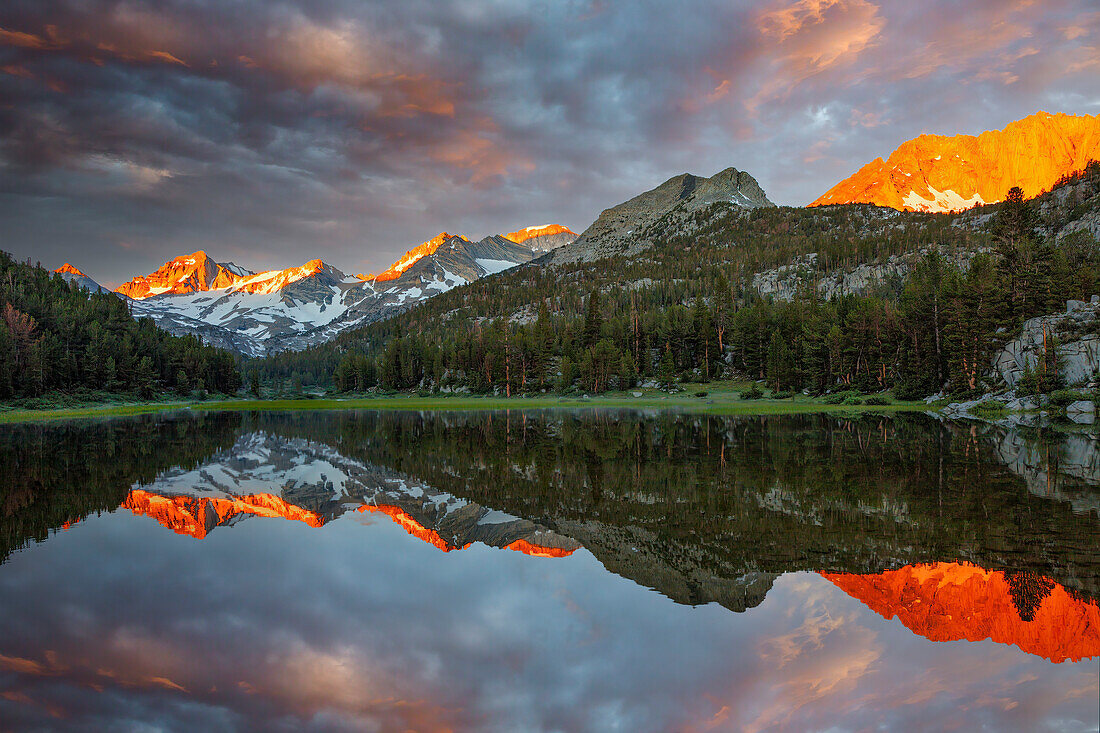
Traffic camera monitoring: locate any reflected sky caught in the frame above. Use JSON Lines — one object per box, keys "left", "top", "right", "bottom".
{"left": 1, "top": 505, "right": 1096, "bottom": 732}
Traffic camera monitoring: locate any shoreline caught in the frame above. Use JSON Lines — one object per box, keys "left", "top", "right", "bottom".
{"left": 0, "top": 391, "right": 930, "bottom": 424}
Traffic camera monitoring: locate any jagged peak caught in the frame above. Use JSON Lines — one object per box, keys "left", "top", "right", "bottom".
{"left": 811, "top": 111, "right": 1100, "bottom": 212}
{"left": 361, "top": 231, "right": 472, "bottom": 283}
{"left": 504, "top": 224, "right": 576, "bottom": 244}
{"left": 54, "top": 263, "right": 88, "bottom": 277}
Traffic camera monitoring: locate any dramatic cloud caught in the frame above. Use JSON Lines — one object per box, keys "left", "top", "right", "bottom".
{"left": 0, "top": 0, "right": 1097, "bottom": 283}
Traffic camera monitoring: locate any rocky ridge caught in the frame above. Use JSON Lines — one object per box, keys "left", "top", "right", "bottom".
{"left": 551, "top": 167, "right": 774, "bottom": 264}
{"left": 812, "top": 112, "right": 1100, "bottom": 212}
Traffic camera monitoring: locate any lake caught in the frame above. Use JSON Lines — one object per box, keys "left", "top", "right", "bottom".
{"left": 0, "top": 409, "right": 1097, "bottom": 731}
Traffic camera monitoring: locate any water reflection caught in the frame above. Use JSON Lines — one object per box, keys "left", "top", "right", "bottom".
{"left": 0, "top": 410, "right": 1097, "bottom": 730}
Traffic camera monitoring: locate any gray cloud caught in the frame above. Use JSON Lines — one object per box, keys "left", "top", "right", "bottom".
{"left": 0, "top": 0, "right": 1097, "bottom": 285}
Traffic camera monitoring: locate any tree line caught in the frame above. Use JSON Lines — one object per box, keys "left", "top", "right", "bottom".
{"left": 0, "top": 251, "right": 240, "bottom": 400}
{"left": 315, "top": 165, "right": 1100, "bottom": 398}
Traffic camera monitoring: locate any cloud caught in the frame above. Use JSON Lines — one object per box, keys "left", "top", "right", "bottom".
{"left": 0, "top": 0, "right": 1097, "bottom": 280}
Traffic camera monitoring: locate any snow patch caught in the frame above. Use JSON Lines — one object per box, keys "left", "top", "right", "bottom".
{"left": 902, "top": 186, "right": 990, "bottom": 213}
{"left": 475, "top": 258, "right": 518, "bottom": 275}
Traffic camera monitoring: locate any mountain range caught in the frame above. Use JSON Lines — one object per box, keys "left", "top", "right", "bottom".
{"left": 56, "top": 226, "right": 575, "bottom": 357}
{"left": 50, "top": 111, "right": 1099, "bottom": 363}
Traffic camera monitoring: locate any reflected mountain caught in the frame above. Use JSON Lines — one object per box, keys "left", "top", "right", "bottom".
{"left": 0, "top": 413, "right": 242, "bottom": 563}
{"left": 1, "top": 409, "right": 1097, "bottom": 662}
{"left": 824, "top": 562, "right": 1100, "bottom": 663}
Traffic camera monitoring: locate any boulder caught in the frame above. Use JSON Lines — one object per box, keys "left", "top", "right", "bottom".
{"left": 1065, "top": 400, "right": 1095, "bottom": 415}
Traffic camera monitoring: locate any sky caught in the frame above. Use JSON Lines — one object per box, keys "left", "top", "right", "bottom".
{"left": 1, "top": 0, "right": 1098, "bottom": 287}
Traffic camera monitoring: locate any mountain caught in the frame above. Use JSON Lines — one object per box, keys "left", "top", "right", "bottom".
{"left": 115, "top": 251, "right": 252, "bottom": 298}
{"left": 553, "top": 166, "right": 774, "bottom": 263}
{"left": 358, "top": 232, "right": 470, "bottom": 282}
{"left": 811, "top": 111, "right": 1100, "bottom": 212}
{"left": 504, "top": 224, "right": 577, "bottom": 251}
{"left": 70, "top": 226, "right": 570, "bottom": 357}
{"left": 53, "top": 263, "right": 109, "bottom": 293}
{"left": 126, "top": 259, "right": 365, "bottom": 356}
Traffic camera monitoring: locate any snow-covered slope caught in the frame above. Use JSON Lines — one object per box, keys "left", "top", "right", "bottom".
{"left": 65, "top": 226, "right": 572, "bottom": 357}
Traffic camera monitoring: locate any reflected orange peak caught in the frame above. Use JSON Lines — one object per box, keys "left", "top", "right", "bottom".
{"left": 357, "top": 504, "right": 470, "bottom": 552}
{"left": 505, "top": 538, "right": 577, "bottom": 558}
{"left": 822, "top": 561, "right": 1100, "bottom": 663}
{"left": 124, "top": 490, "right": 325, "bottom": 539}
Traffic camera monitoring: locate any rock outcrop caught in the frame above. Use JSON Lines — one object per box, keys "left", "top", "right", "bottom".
{"left": 812, "top": 112, "right": 1100, "bottom": 212}
{"left": 993, "top": 298, "right": 1100, "bottom": 389}
{"left": 752, "top": 249, "right": 985, "bottom": 302}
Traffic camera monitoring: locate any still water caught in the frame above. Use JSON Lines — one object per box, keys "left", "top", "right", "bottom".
{"left": 0, "top": 410, "right": 1097, "bottom": 731}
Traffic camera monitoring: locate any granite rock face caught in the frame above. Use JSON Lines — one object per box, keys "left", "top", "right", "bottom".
{"left": 993, "top": 300, "right": 1100, "bottom": 389}
{"left": 811, "top": 111, "right": 1100, "bottom": 212}
{"left": 753, "top": 249, "right": 985, "bottom": 302}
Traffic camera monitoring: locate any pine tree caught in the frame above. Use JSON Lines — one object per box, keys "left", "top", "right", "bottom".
{"left": 658, "top": 342, "right": 676, "bottom": 389}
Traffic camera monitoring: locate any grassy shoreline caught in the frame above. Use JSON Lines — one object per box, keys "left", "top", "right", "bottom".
{"left": 0, "top": 385, "right": 931, "bottom": 423}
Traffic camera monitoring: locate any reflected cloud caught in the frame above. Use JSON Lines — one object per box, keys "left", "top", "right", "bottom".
{"left": 0, "top": 411, "right": 1097, "bottom": 730}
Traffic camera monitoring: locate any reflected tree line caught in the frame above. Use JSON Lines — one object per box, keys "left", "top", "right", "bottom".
{"left": 1, "top": 409, "right": 1097, "bottom": 605}
{"left": 0, "top": 413, "right": 242, "bottom": 562}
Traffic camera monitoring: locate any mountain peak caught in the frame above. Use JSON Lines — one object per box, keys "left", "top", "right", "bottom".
{"left": 116, "top": 251, "right": 278, "bottom": 299}
{"left": 811, "top": 111, "right": 1100, "bottom": 212}
{"left": 551, "top": 165, "right": 774, "bottom": 264}
{"left": 363, "top": 232, "right": 471, "bottom": 283}
{"left": 504, "top": 224, "right": 576, "bottom": 244}
{"left": 54, "top": 263, "right": 88, "bottom": 277}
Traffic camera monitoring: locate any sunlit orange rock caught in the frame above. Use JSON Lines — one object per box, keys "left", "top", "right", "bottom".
{"left": 357, "top": 504, "right": 471, "bottom": 552}
{"left": 360, "top": 233, "right": 468, "bottom": 283}
{"left": 229, "top": 259, "right": 330, "bottom": 295}
{"left": 503, "top": 224, "right": 576, "bottom": 245}
{"left": 115, "top": 251, "right": 245, "bottom": 299}
{"left": 810, "top": 111, "right": 1100, "bottom": 212}
{"left": 123, "top": 490, "right": 326, "bottom": 539}
{"left": 54, "top": 263, "right": 89, "bottom": 278}
{"left": 505, "top": 538, "right": 577, "bottom": 558}
{"left": 822, "top": 562, "right": 1100, "bottom": 663}
{"left": 115, "top": 252, "right": 340, "bottom": 299}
